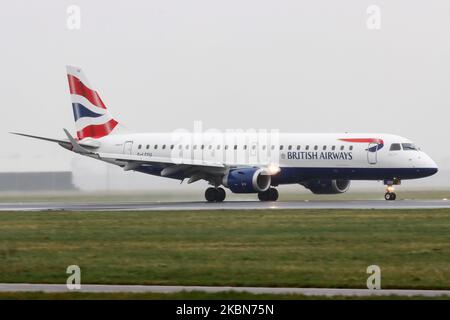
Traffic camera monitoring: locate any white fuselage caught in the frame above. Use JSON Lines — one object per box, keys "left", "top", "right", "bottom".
{"left": 90, "top": 132, "right": 437, "bottom": 185}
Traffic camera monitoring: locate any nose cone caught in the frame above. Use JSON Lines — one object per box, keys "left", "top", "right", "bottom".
{"left": 422, "top": 153, "right": 439, "bottom": 176}
{"left": 425, "top": 166, "right": 438, "bottom": 177}
{"left": 430, "top": 163, "right": 438, "bottom": 175}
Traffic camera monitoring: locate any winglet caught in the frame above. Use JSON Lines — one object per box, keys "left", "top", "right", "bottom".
{"left": 63, "top": 128, "right": 92, "bottom": 154}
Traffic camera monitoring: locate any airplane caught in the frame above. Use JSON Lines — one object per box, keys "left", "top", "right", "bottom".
{"left": 11, "top": 66, "right": 438, "bottom": 202}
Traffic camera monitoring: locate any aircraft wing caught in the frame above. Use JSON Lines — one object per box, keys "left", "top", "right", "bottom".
{"left": 97, "top": 152, "right": 225, "bottom": 168}
{"left": 98, "top": 152, "right": 227, "bottom": 184}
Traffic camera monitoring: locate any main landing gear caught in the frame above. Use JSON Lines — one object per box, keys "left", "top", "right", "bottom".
{"left": 258, "top": 188, "right": 279, "bottom": 202}
{"left": 205, "top": 187, "right": 226, "bottom": 202}
{"left": 204, "top": 187, "right": 279, "bottom": 202}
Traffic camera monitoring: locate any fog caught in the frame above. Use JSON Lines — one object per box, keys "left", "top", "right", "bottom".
{"left": 0, "top": 0, "right": 449, "bottom": 191}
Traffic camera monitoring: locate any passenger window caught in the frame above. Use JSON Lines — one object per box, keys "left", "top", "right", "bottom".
{"left": 390, "top": 143, "right": 401, "bottom": 151}
{"left": 323, "top": 146, "right": 326, "bottom": 151}
{"left": 271, "top": 145, "right": 275, "bottom": 150}
{"left": 314, "top": 145, "right": 318, "bottom": 150}
{"left": 288, "top": 145, "right": 292, "bottom": 150}
{"left": 162, "top": 145, "right": 166, "bottom": 149}
{"left": 349, "top": 146, "right": 353, "bottom": 151}
{"left": 178, "top": 145, "right": 182, "bottom": 150}
{"left": 297, "top": 145, "right": 301, "bottom": 150}
{"left": 305, "top": 145, "right": 309, "bottom": 150}
{"left": 252, "top": 145, "right": 256, "bottom": 150}
{"left": 170, "top": 145, "right": 174, "bottom": 150}
{"left": 193, "top": 145, "right": 197, "bottom": 150}
{"left": 138, "top": 144, "right": 142, "bottom": 149}
{"left": 201, "top": 145, "right": 204, "bottom": 150}
{"left": 217, "top": 145, "right": 221, "bottom": 150}
{"left": 331, "top": 146, "right": 336, "bottom": 151}
{"left": 280, "top": 145, "right": 284, "bottom": 150}
{"left": 185, "top": 145, "right": 189, "bottom": 150}
{"left": 154, "top": 145, "right": 158, "bottom": 149}
{"left": 225, "top": 145, "right": 228, "bottom": 150}
{"left": 262, "top": 145, "right": 266, "bottom": 150}
{"left": 234, "top": 145, "right": 237, "bottom": 150}
{"left": 243, "top": 145, "right": 247, "bottom": 150}
{"left": 340, "top": 145, "right": 344, "bottom": 151}
{"left": 146, "top": 145, "right": 149, "bottom": 150}
{"left": 209, "top": 145, "right": 212, "bottom": 150}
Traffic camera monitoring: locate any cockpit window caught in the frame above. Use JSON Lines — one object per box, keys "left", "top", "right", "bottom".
{"left": 402, "top": 143, "right": 418, "bottom": 151}
{"left": 390, "top": 143, "right": 401, "bottom": 151}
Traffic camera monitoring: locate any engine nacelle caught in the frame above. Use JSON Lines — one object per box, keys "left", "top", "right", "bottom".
{"left": 223, "top": 168, "right": 271, "bottom": 193}
{"left": 302, "top": 179, "right": 351, "bottom": 194}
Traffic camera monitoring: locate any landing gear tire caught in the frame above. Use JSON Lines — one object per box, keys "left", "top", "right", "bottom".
{"left": 205, "top": 187, "right": 226, "bottom": 202}
{"left": 384, "top": 192, "right": 397, "bottom": 201}
{"left": 205, "top": 187, "right": 217, "bottom": 202}
{"left": 258, "top": 191, "right": 268, "bottom": 201}
{"left": 268, "top": 188, "right": 279, "bottom": 201}
{"left": 258, "top": 188, "right": 279, "bottom": 202}
{"left": 216, "top": 188, "right": 226, "bottom": 202}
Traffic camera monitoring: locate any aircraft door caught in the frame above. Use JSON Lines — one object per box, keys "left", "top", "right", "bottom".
{"left": 123, "top": 141, "right": 133, "bottom": 155}
{"left": 367, "top": 142, "right": 378, "bottom": 164}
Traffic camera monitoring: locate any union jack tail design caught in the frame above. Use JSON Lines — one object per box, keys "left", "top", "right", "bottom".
{"left": 67, "top": 66, "right": 119, "bottom": 140}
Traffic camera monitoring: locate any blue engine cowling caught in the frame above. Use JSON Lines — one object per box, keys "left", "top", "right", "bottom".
{"left": 223, "top": 168, "right": 271, "bottom": 193}
{"left": 301, "top": 179, "right": 351, "bottom": 194}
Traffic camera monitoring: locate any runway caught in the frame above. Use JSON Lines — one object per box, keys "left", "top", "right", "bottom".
{"left": 0, "top": 283, "right": 449, "bottom": 297}
{"left": 0, "top": 200, "right": 449, "bottom": 211}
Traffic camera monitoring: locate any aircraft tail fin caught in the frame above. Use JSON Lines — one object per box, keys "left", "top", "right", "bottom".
{"left": 66, "top": 66, "right": 125, "bottom": 140}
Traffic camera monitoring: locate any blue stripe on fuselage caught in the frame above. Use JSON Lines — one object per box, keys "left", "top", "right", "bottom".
{"left": 135, "top": 165, "right": 437, "bottom": 185}
{"left": 271, "top": 167, "right": 438, "bottom": 185}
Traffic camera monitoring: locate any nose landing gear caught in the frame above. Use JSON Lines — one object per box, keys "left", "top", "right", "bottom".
{"left": 384, "top": 179, "right": 400, "bottom": 201}
{"left": 384, "top": 190, "right": 396, "bottom": 201}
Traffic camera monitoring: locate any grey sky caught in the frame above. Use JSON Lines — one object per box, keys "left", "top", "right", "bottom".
{"left": 0, "top": 0, "right": 449, "bottom": 190}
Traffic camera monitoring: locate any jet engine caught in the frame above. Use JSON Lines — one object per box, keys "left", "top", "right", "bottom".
{"left": 223, "top": 168, "right": 271, "bottom": 193}
{"left": 301, "top": 179, "right": 351, "bottom": 194}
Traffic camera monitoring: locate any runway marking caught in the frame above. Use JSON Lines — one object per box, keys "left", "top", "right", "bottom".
{"left": 0, "top": 200, "right": 450, "bottom": 211}
{"left": 0, "top": 283, "right": 449, "bottom": 297}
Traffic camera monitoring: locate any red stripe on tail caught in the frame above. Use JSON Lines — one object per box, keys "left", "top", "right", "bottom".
{"left": 68, "top": 74, "right": 106, "bottom": 109}
{"left": 77, "top": 119, "right": 118, "bottom": 140}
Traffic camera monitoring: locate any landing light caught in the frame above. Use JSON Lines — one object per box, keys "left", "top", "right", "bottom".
{"left": 267, "top": 164, "right": 281, "bottom": 175}
{"left": 387, "top": 186, "right": 395, "bottom": 193}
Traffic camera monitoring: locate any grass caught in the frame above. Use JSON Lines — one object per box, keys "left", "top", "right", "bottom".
{"left": 0, "top": 209, "right": 450, "bottom": 289}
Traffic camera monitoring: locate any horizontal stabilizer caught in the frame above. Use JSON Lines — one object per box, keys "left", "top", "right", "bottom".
{"left": 10, "top": 131, "right": 98, "bottom": 150}
{"left": 10, "top": 132, "right": 69, "bottom": 144}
